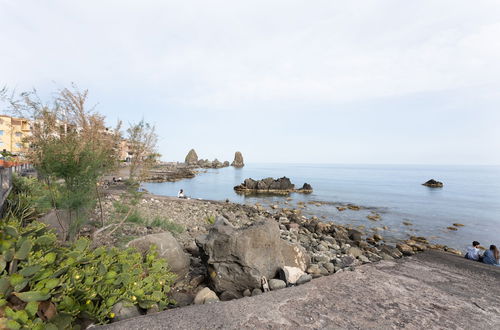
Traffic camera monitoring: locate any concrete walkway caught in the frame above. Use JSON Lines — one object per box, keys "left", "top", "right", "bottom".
{"left": 97, "top": 250, "right": 500, "bottom": 329}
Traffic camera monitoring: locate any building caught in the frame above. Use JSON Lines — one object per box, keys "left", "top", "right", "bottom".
{"left": 0, "top": 115, "right": 31, "bottom": 155}
{"left": 119, "top": 139, "right": 133, "bottom": 162}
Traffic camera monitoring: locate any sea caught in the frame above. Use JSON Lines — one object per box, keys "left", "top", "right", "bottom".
{"left": 142, "top": 164, "right": 500, "bottom": 251}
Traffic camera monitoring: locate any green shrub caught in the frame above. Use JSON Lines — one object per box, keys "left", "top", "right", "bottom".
{"left": 0, "top": 220, "right": 176, "bottom": 329}
{"left": 148, "top": 217, "right": 184, "bottom": 235}
{"left": 205, "top": 215, "right": 216, "bottom": 225}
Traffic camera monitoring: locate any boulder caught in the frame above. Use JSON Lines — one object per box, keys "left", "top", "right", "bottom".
{"left": 231, "top": 151, "right": 245, "bottom": 167}
{"left": 194, "top": 287, "right": 219, "bottom": 305}
{"left": 234, "top": 177, "right": 312, "bottom": 194}
{"left": 185, "top": 149, "right": 198, "bottom": 165}
{"left": 422, "top": 179, "right": 443, "bottom": 188}
{"left": 200, "top": 218, "right": 310, "bottom": 295}
{"left": 127, "top": 232, "right": 190, "bottom": 280}
{"left": 296, "top": 274, "right": 312, "bottom": 285}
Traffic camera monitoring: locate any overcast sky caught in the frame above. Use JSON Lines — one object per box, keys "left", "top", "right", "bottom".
{"left": 1, "top": 0, "right": 499, "bottom": 164}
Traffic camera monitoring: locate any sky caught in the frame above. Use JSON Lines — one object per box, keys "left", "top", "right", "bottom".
{"left": 1, "top": 0, "right": 500, "bottom": 165}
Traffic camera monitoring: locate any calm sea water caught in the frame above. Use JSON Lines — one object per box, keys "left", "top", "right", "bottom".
{"left": 142, "top": 164, "right": 500, "bottom": 250}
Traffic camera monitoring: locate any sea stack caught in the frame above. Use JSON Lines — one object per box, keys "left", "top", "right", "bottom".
{"left": 231, "top": 151, "right": 244, "bottom": 167}
{"left": 422, "top": 179, "right": 443, "bottom": 188}
{"left": 185, "top": 149, "right": 198, "bottom": 165}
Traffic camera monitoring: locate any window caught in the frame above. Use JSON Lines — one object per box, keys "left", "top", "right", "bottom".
{"left": 16, "top": 143, "right": 23, "bottom": 148}
{"left": 0, "top": 130, "right": 4, "bottom": 136}
{"left": 15, "top": 132, "right": 22, "bottom": 137}
{"left": 0, "top": 141, "right": 3, "bottom": 146}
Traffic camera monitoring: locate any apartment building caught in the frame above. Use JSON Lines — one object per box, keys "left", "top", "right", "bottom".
{"left": 0, "top": 115, "right": 30, "bottom": 155}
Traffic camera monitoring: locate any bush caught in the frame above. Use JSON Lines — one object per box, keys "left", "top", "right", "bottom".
{"left": 0, "top": 219, "right": 176, "bottom": 329}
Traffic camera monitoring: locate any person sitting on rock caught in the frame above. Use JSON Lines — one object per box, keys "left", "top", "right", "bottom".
{"left": 465, "top": 241, "right": 482, "bottom": 261}
{"left": 482, "top": 245, "right": 500, "bottom": 266}
{"left": 177, "top": 189, "right": 186, "bottom": 198}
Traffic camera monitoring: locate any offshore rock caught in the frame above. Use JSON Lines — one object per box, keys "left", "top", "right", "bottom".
{"left": 422, "top": 179, "right": 443, "bottom": 188}
{"left": 231, "top": 151, "right": 245, "bottom": 167}
{"left": 234, "top": 177, "right": 313, "bottom": 194}
{"left": 185, "top": 149, "right": 199, "bottom": 165}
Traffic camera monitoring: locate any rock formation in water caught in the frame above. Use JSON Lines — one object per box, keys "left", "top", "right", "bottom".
{"left": 185, "top": 149, "right": 199, "bottom": 165}
{"left": 234, "top": 177, "right": 313, "bottom": 194}
{"left": 231, "top": 151, "right": 244, "bottom": 167}
{"left": 422, "top": 179, "right": 443, "bottom": 188}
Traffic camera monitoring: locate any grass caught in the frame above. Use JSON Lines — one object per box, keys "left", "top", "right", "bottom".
{"left": 148, "top": 216, "right": 185, "bottom": 235}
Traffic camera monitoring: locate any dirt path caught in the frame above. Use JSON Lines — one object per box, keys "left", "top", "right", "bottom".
{"left": 96, "top": 250, "right": 500, "bottom": 329}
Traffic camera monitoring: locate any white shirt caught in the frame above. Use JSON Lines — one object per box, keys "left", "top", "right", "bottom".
{"left": 177, "top": 191, "right": 185, "bottom": 198}
{"left": 465, "top": 246, "right": 480, "bottom": 260}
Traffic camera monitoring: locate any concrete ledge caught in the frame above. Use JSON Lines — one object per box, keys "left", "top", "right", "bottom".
{"left": 96, "top": 250, "right": 500, "bottom": 329}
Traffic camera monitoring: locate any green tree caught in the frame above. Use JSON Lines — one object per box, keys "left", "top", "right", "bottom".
{"left": 126, "top": 119, "right": 159, "bottom": 181}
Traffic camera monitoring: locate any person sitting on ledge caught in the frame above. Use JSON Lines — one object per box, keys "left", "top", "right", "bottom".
{"left": 177, "top": 189, "right": 186, "bottom": 199}
{"left": 482, "top": 245, "right": 500, "bottom": 266}
{"left": 465, "top": 241, "right": 482, "bottom": 261}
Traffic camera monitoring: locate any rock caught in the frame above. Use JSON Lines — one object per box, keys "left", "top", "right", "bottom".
{"left": 338, "top": 255, "right": 359, "bottom": 268}
{"left": 189, "top": 275, "right": 205, "bottom": 288}
{"left": 251, "top": 288, "right": 263, "bottom": 296}
{"left": 452, "top": 223, "right": 464, "bottom": 227}
{"left": 358, "top": 255, "right": 370, "bottom": 263}
{"left": 322, "top": 262, "right": 335, "bottom": 273}
{"left": 306, "top": 264, "right": 321, "bottom": 275}
{"left": 231, "top": 151, "right": 245, "bottom": 167}
{"left": 223, "top": 161, "right": 230, "bottom": 167}
{"left": 111, "top": 301, "right": 141, "bottom": 322}
{"left": 296, "top": 274, "right": 313, "bottom": 285}
{"left": 380, "top": 245, "right": 403, "bottom": 259}
{"left": 279, "top": 266, "right": 306, "bottom": 285}
{"left": 396, "top": 243, "right": 415, "bottom": 256}
{"left": 185, "top": 149, "right": 199, "bottom": 165}
{"left": 194, "top": 287, "right": 219, "bottom": 305}
{"left": 348, "top": 229, "right": 362, "bottom": 242}
{"left": 220, "top": 291, "right": 243, "bottom": 301}
{"left": 422, "top": 179, "right": 443, "bottom": 188}
{"left": 347, "top": 247, "right": 363, "bottom": 258}
{"left": 200, "top": 218, "right": 310, "bottom": 295}
{"left": 169, "top": 291, "right": 194, "bottom": 307}
{"left": 185, "top": 240, "right": 200, "bottom": 257}
{"left": 243, "top": 289, "right": 252, "bottom": 297}
{"left": 269, "top": 279, "right": 287, "bottom": 291}
{"left": 127, "top": 232, "right": 189, "bottom": 280}
{"left": 447, "top": 226, "right": 458, "bottom": 231}
{"left": 234, "top": 177, "right": 312, "bottom": 194}
{"left": 373, "top": 234, "right": 383, "bottom": 241}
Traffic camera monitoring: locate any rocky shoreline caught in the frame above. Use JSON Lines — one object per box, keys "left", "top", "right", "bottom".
{"left": 84, "top": 186, "right": 463, "bottom": 322}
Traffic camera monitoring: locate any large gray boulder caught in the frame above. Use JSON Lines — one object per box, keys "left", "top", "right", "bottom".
{"left": 127, "top": 232, "right": 190, "bottom": 280}
{"left": 231, "top": 151, "right": 244, "bottom": 167}
{"left": 200, "top": 218, "right": 310, "bottom": 295}
{"left": 185, "top": 149, "right": 198, "bottom": 165}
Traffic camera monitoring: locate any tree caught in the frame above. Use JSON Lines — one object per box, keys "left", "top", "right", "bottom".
{"left": 8, "top": 85, "right": 122, "bottom": 240}
{"left": 126, "top": 119, "right": 159, "bottom": 181}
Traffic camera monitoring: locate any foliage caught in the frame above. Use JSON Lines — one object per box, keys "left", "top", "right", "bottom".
{"left": 126, "top": 120, "right": 159, "bottom": 181}
{"left": 4, "top": 176, "right": 52, "bottom": 226}
{"left": 7, "top": 86, "right": 123, "bottom": 241}
{"left": 0, "top": 219, "right": 176, "bottom": 329}
{"left": 205, "top": 215, "right": 216, "bottom": 225}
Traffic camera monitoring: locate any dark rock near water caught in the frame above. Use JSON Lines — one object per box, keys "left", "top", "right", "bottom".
{"left": 234, "top": 177, "right": 312, "bottom": 194}
{"left": 422, "top": 179, "right": 443, "bottom": 188}
{"left": 185, "top": 149, "right": 199, "bottom": 165}
{"left": 231, "top": 151, "right": 244, "bottom": 167}
{"left": 199, "top": 217, "right": 310, "bottom": 295}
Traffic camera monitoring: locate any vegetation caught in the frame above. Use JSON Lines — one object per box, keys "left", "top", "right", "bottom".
{"left": 205, "top": 215, "right": 216, "bottom": 225}
{"left": 126, "top": 120, "right": 159, "bottom": 181}
{"left": 0, "top": 219, "right": 176, "bottom": 329}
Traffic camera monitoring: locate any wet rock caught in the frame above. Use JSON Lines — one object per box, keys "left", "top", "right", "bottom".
{"left": 396, "top": 243, "right": 415, "bottom": 256}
